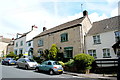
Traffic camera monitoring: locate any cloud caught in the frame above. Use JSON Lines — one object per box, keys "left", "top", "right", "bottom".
{"left": 111, "top": 7, "right": 118, "bottom": 17}
{"left": 89, "top": 12, "right": 108, "bottom": 23}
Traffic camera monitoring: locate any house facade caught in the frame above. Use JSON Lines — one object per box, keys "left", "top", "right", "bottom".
{"left": 0, "top": 36, "right": 12, "bottom": 57}
{"left": 33, "top": 10, "right": 92, "bottom": 58}
{"left": 6, "top": 40, "right": 14, "bottom": 55}
{"left": 85, "top": 16, "right": 119, "bottom": 59}
{"left": 14, "top": 25, "right": 39, "bottom": 57}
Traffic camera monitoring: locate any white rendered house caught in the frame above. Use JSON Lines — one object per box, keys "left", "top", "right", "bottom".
{"left": 85, "top": 16, "right": 119, "bottom": 59}
{"left": 14, "top": 25, "right": 39, "bottom": 57}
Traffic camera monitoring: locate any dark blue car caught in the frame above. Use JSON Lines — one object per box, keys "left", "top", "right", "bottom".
{"left": 2, "top": 58, "right": 16, "bottom": 65}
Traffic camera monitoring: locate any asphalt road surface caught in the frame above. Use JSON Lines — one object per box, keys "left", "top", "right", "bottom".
{"left": 1, "top": 64, "right": 100, "bottom": 80}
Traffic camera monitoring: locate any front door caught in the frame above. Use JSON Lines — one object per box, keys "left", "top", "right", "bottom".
{"left": 64, "top": 47, "right": 73, "bottom": 58}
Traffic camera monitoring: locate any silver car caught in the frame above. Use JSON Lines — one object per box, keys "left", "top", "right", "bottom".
{"left": 35, "top": 60, "right": 63, "bottom": 75}
{"left": 16, "top": 58, "right": 38, "bottom": 69}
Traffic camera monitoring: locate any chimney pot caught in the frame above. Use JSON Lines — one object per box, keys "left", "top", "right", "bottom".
{"left": 83, "top": 10, "right": 88, "bottom": 17}
{"left": 43, "top": 27, "right": 46, "bottom": 31}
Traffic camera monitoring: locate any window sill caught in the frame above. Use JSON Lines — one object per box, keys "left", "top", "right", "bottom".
{"left": 103, "top": 56, "right": 111, "bottom": 58}
{"left": 93, "top": 43, "right": 101, "bottom": 45}
{"left": 61, "top": 40, "right": 68, "bottom": 42}
{"left": 38, "top": 45, "right": 44, "bottom": 47}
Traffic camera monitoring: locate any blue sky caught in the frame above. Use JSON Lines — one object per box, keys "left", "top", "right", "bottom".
{"left": 0, "top": 0, "right": 119, "bottom": 38}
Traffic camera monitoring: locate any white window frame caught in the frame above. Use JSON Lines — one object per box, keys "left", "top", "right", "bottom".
{"left": 88, "top": 50, "right": 97, "bottom": 58}
{"left": 93, "top": 35, "right": 101, "bottom": 44}
{"left": 103, "top": 48, "right": 111, "bottom": 58}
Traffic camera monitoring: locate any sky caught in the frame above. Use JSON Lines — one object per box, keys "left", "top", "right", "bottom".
{"left": 0, "top": 0, "right": 119, "bottom": 39}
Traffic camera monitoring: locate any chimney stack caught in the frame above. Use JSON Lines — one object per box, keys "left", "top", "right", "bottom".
{"left": 32, "top": 25, "right": 38, "bottom": 31}
{"left": 83, "top": 10, "right": 88, "bottom": 17}
{"left": 43, "top": 27, "right": 47, "bottom": 31}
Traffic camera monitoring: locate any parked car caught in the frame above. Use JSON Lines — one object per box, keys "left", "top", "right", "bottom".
{"left": 2, "top": 58, "right": 16, "bottom": 65}
{"left": 35, "top": 60, "right": 63, "bottom": 75}
{"left": 16, "top": 58, "right": 38, "bottom": 70}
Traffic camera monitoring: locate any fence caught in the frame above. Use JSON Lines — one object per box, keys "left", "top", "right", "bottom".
{"left": 94, "top": 58, "right": 118, "bottom": 73}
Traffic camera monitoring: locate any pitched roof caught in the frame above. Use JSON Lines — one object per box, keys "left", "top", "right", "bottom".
{"left": 34, "top": 17, "right": 85, "bottom": 39}
{"left": 0, "top": 37, "right": 12, "bottom": 43}
{"left": 87, "top": 16, "right": 119, "bottom": 36}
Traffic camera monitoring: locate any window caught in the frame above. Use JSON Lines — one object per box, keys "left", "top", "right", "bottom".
{"left": 38, "top": 39, "right": 43, "bottom": 46}
{"left": 28, "top": 42, "right": 31, "bottom": 46}
{"left": 16, "top": 42, "right": 18, "bottom": 47}
{"left": 93, "top": 35, "right": 101, "bottom": 44}
{"left": 38, "top": 49, "right": 43, "bottom": 57}
{"left": 103, "top": 48, "right": 111, "bottom": 58}
{"left": 14, "top": 50, "right": 17, "bottom": 55}
{"left": 88, "top": 50, "right": 96, "bottom": 58}
{"left": 64, "top": 47, "right": 73, "bottom": 58}
{"left": 61, "top": 33, "right": 68, "bottom": 42}
{"left": 115, "top": 31, "right": 120, "bottom": 42}
{"left": 20, "top": 41, "right": 23, "bottom": 46}
{"left": 19, "top": 48, "right": 23, "bottom": 54}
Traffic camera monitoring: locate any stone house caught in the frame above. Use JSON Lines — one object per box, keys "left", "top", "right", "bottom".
{"left": 33, "top": 10, "right": 92, "bottom": 58}
{"left": 0, "top": 36, "right": 12, "bottom": 57}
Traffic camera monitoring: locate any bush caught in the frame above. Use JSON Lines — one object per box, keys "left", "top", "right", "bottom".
{"left": 64, "top": 59, "right": 74, "bottom": 67}
{"left": 58, "top": 61, "right": 65, "bottom": 67}
{"left": 6, "top": 52, "right": 17, "bottom": 58}
{"left": 74, "top": 53, "right": 95, "bottom": 70}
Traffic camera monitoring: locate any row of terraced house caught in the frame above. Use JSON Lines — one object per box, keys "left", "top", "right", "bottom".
{"left": 5, "top": 10, "right": 120, "bottom": 60}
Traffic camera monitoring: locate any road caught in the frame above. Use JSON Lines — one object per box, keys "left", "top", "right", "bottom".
{"left": 1, "top": 65, "right": 100, "bottom": 80}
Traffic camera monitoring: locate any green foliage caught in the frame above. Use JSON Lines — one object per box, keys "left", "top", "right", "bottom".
{"left": 74, "top": 53, "right": 95, "bottom": 70}
{"left": 65, "top": 59, "right": 74, "bottom": 67}
{"left": 6, "top": 52, "right": 17, "bottom": 58}
{"left": 58, "top": 61, "right": 65, "bottom": 67}
{"left": 49, "top": 44, "right": 59, "bottom": 60}
{"left": 18, "top": 53, "right": 23, "bottom": 58}
{"left": 42, "top": 49, "right": 50, "bottom": 60}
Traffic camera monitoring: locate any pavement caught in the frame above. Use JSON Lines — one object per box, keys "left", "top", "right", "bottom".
{"left": 63, "top": 71, "right": 117, "bottom": 80}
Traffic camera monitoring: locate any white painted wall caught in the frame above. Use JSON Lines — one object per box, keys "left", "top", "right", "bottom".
{"left": 86, "top": 31, "right": 117, "bottom": 59}
{"left": 14, "top": 36, "right": 26, "bottom": 55}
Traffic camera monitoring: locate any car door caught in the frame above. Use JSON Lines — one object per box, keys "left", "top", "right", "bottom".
{"left": 39, "top": 61, "right": 47, "bottom": 71}
{"left": 45, "top": 62, "right": 52, "bottom": 71}
{"left": 21, "top": 59, "right": 26, "bottom": 68}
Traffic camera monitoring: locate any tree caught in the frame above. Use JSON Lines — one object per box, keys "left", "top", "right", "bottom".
{"left": 49, "top": 44, "right": 59, "bottom": 60}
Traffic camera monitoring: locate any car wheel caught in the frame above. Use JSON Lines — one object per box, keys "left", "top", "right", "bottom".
{"left": 49, "top": 69, "right": 54, "bottom": 75}
{"left": 35, "top": 67, "right": 39, "bottom": 72}
{"left": 16, "top": 64, "right": 19, "bottom": 68}
{"left": 6, "top": 63, "right": 9, "bottom": 65}
{"left": 25, "top": 65, "right": 28, "bottom": 70}
{"left": 59, "top": 71, "right": 63, "bottom": 74}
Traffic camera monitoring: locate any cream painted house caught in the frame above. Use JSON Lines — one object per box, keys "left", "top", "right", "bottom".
{"left": 0, "top": 36, "right": 11, "bottom": 57}
{"left": 14, "top": 25, "right": 39, "bottom": 57}
{"left": 33, "top": 10, "right": 92, "bottom": 58}
{"left": 85, "top": 16, "right": 119, "bottom": 59}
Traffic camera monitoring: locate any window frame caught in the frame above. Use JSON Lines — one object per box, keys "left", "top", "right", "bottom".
{"left": 38, "top": 39, "right": 44, "bottom": 47}
{"left": 93, "top": 35, "right": 101, "bottom": 44}
{"left": 103, "top": 48, "right": 111, "bottom": 58}
{"left": 20, "top": 41, "right": 23, "bottom": 46}
{"left": 88, "top": 49, "right": 97, "bottom": 58}
{"left": 61, "top": 33, "right": 68, "bottom": 42}
{"left": 115, "top": 31, "right": 120, "bottom": 42}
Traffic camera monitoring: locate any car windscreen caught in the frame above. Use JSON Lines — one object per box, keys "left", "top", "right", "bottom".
{"left": 26, "top": 59, "right": 35, "bottom": 62}
{"left": 53, "top": 61, "right": 61, "bottom": 65}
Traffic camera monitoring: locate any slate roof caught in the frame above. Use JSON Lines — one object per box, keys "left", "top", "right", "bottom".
{"left": 87, "top": 16, "right": 120, "bottom": 36}
{"left": 0, "top": 37, "right": 11, "bottom": 43}
{"left": 34, "top": 17, "right": 85, "bottom": 39}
